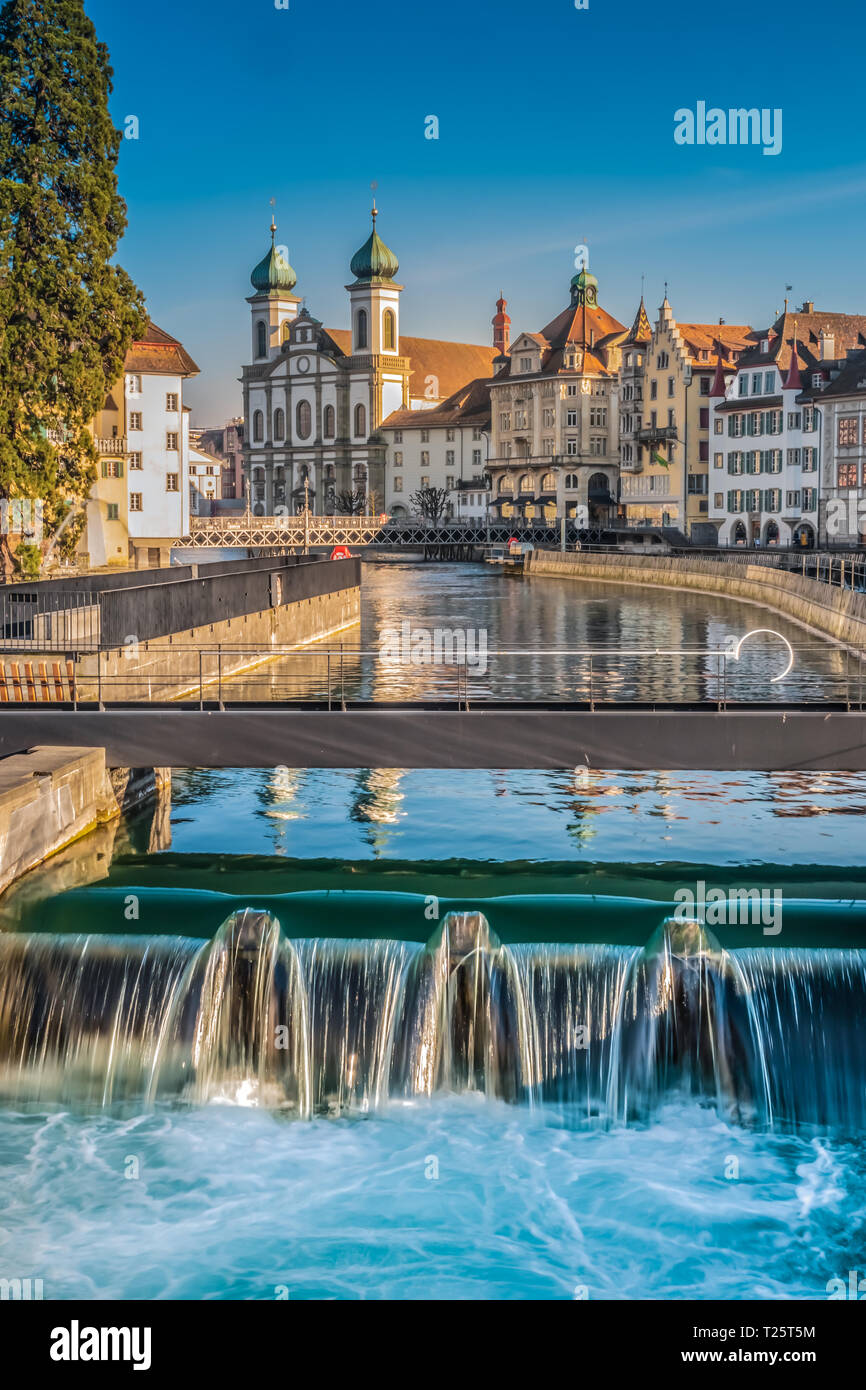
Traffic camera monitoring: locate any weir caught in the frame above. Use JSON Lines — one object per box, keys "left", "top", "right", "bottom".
{"left": 1, "top": 909, "right": 864, "bottom": 1129}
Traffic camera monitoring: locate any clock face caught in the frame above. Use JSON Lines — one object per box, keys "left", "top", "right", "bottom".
{"left": 297, "top": 356, "right": 310, "bottom": 374}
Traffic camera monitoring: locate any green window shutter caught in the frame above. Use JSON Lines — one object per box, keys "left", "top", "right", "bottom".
{"left": 117, "top": 458, "right": 124, "bottom": 477}
{"left": 101, "top": 460, "right": 108, "bottom": 478}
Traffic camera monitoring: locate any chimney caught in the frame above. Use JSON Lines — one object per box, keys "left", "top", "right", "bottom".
{"left": 820, "top": 327, "right": 835, "bottom": 361}
{"left": 802, "top": 300, "right": 814, "bottom": 314}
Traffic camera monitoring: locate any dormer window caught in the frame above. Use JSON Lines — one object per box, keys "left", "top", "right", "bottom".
{"left": 760, "top": 339, "right": 769, "bottom": 353}
{"left": 520, "top": 356, "right": 532, "bottom": 372}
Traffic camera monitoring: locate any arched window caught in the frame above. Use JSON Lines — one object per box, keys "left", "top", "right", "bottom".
{"left": 356, "top": 308, "right": 368, "bottom": 350}
{"left": 296, "top": 400, "right": 311, "bottom": 440}
{"left": 354, "top": 403, "right": 366, "bottom": 437}
{"left": 256, "top": 321, "right": 267, "bottom": 358}
{"left": 541, "top": 473, "right": 556, "bottom": 492}
{"left": 281, "top": 321, "right": 291, "bottom": 343}
{"left": 383, "top": 309, "right": 396, "bottom": 351}
{"left": 273, "top": 408, "right": 285, "bottom": 441}
{"left": 565, "top": 474, "right": 578, "bottom": 489}
{"left": 323, "top": 404, "right": 335, "bottom": 438}
{"left": 519, "top": 474, "right": 533, "bottom": 493}
{"left": 498, "top": 475, "right": 513, "bottom": 494}
{"left": 253, "top": 410, "right": 263, "bottom": 443}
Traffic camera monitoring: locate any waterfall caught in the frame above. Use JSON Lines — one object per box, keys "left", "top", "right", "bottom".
{"left": 1, "top": 909, "right": 865, "bottom": 1128}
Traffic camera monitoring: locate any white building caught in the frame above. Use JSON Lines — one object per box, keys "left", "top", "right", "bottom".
{"left": 709, "top": 308, "right": 866, "bottom": 546}
{"left": 189, "top": 443, "right": 224, "bottom": 516}
{"left": 83, "top": 322, "right": 199, "bottom": 568}
{"left": 381, "top": 375, "right": 493, "bottom": 520}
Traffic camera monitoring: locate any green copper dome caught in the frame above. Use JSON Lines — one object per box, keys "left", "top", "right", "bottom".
{"left": 350, "top": 205, "right": 399, "bottom": 284}
{"left": 250, "top": 224, "right": 297, "bottom": 295}
{"left": 570, "top": 265, "right": 599, "bottom": 308}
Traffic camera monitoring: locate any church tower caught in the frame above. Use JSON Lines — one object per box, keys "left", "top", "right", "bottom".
{"left": 346, "top": 200, "right": 402, "bottom": 360}
{"left": 492, "top": 293, "right": 511, "bottom": 373}
{"left": 246, "top": 219, "right": 301, "bottom": 364}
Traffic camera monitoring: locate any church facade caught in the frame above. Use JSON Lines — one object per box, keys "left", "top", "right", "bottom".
{"left": 241, "top": 206, "right": 494, "bottom": 515}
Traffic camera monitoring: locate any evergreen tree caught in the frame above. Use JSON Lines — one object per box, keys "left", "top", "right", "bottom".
{"left": 0, "top": 0, "right": 146, "bottom": 571}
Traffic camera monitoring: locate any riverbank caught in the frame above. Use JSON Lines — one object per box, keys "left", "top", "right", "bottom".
{"left": 526, "top": 549, "right": 866, "bottom": 651}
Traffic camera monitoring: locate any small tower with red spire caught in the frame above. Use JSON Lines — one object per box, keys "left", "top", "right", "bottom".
{"left": 492, "top": 293, "right": 511, "bottom": 369}
{"left": 782, "top": 329, "right": 802, "bottom": 392}
{"left": 709, "top": 349, "right": 729, "bottom": 398}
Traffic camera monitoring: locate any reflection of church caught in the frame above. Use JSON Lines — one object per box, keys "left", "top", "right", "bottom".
{"left": 349, "top": 769, "right": 406, "bottom": 854}
{"left": 241, "top": 203, "right": 494, "bottom": 516}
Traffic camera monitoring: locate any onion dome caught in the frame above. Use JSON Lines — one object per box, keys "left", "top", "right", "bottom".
{"left": 350, "top": 202, "right": 399, "bottom": 284}
{"left": 570, "top": 265, "right": 599, "bottom": 308}
{"left": 250, "top": 220, "right": 297, "bottom": 294}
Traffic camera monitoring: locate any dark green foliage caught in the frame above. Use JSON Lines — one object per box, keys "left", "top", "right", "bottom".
{"left": 0, "top": 0, "right": 146, "bottom": 561}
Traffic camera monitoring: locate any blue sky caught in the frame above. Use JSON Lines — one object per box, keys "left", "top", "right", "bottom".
{"left": 87, "top": 0, "right": 866, "bottom": 422}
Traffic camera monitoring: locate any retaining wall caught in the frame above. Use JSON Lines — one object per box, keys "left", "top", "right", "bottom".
{"left": 526, "top": 550, "right": 866, "bottom": 649}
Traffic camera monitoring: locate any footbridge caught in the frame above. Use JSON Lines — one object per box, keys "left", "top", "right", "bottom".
{"left": 0, "top": 636, "right": 864, "bottom": 770}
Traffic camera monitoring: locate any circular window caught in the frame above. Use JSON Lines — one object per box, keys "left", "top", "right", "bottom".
{"left": 297, "top": 356, "right": 310, "bottom": 374}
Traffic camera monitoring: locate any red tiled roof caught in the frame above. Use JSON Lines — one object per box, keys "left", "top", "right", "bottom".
{"left": 382, "top": 374, "right": 497, "bottom": 431}
{"left": 125, "top": 321, "right": 200, "bottom": 376}
{"left": 324, "top": 329, "right": 496, "bottom": 399}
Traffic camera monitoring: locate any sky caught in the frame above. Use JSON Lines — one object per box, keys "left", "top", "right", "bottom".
{"left": 86, "top": 0, "right": 866, "bottom": 424}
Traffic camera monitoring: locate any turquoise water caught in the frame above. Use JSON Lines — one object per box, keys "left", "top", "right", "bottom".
{"left": 167, "top": 765, "right": 866, "bottom": 866}
{"left": 1, "top": 1098, "right": 861, "bottom": 1300}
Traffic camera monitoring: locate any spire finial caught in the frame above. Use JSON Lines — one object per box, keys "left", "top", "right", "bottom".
{"left": 269, "top": 197, "right": 276, "bottom": 243}
{"left": 371, "top": 180, "right": 378, "bottom": 226}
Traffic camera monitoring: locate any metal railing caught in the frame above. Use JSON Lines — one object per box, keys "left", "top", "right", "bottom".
{"left": 0, "top": 590, "right": 100, "bottom": 652}
{"left": 2, "top": 637, "right": 862, "bottom": 710}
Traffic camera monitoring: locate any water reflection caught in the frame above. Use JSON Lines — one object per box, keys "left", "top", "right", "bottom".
{"left": 220, "top": 564, "right": 852, "bottom": 704}
{"left": 164, "top": 766, "right": 866, "bottom": 867}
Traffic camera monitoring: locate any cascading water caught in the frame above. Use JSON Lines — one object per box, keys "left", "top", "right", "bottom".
{"left": 1, "top": 908, "right": 865, "bottom": 1129}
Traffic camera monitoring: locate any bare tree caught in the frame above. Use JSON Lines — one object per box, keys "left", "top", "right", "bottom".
{"left": 335, "top": 488, "right": 367, "bottom": 515}
{"left": 410, "top": 486, "right": 451, "bottom": 524}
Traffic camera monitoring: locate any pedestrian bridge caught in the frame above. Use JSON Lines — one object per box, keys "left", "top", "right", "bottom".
{"left": 0, "top": 636, "right": 864, "bottom": 770}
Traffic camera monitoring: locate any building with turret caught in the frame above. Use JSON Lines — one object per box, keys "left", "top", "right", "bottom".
{"left": 485, "top": 259, "right": 630, "bottom": 525}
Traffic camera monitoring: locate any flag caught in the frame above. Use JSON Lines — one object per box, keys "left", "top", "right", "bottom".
{"left": 652, "top": 450, "right": 669, "bottom": 469}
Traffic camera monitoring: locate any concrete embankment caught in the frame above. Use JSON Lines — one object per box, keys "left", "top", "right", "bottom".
{"left": 0, "top": 555, "right": 361, "bottom": 701}
{"left": 0, "top": 746, "right": 169, "bottom": 895}
{"left": 526, "top": 550, "right": 866, "bottom": 650}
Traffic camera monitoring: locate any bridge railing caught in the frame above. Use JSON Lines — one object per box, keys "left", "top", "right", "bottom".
{"left": 2, "top": 637, "right": 863, "bottom": 709}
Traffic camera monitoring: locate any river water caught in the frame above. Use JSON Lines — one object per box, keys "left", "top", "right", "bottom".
{"left": 1, "top": 562, "right": 864, "bottom": 1301}
{"left": 224, "top": 562, "right": 854, "bottom": 703}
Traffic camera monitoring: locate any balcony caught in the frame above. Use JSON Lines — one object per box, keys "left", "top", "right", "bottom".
{"left": 637, "top": 425, "right": 678, "bottom": 446}
{"left": 95, "top": 436, "right": 127, "bottom": 456}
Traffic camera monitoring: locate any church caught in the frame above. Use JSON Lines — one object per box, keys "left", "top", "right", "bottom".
{"left": 241, "top": 204, "right": 496, "bottom": 515}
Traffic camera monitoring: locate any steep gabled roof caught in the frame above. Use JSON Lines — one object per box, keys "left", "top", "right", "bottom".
{"left": 625, "top": 296, "right": 652, "bottom": 344}
{"left": 125, "top": 322, "right": 200, "bottom": 377}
